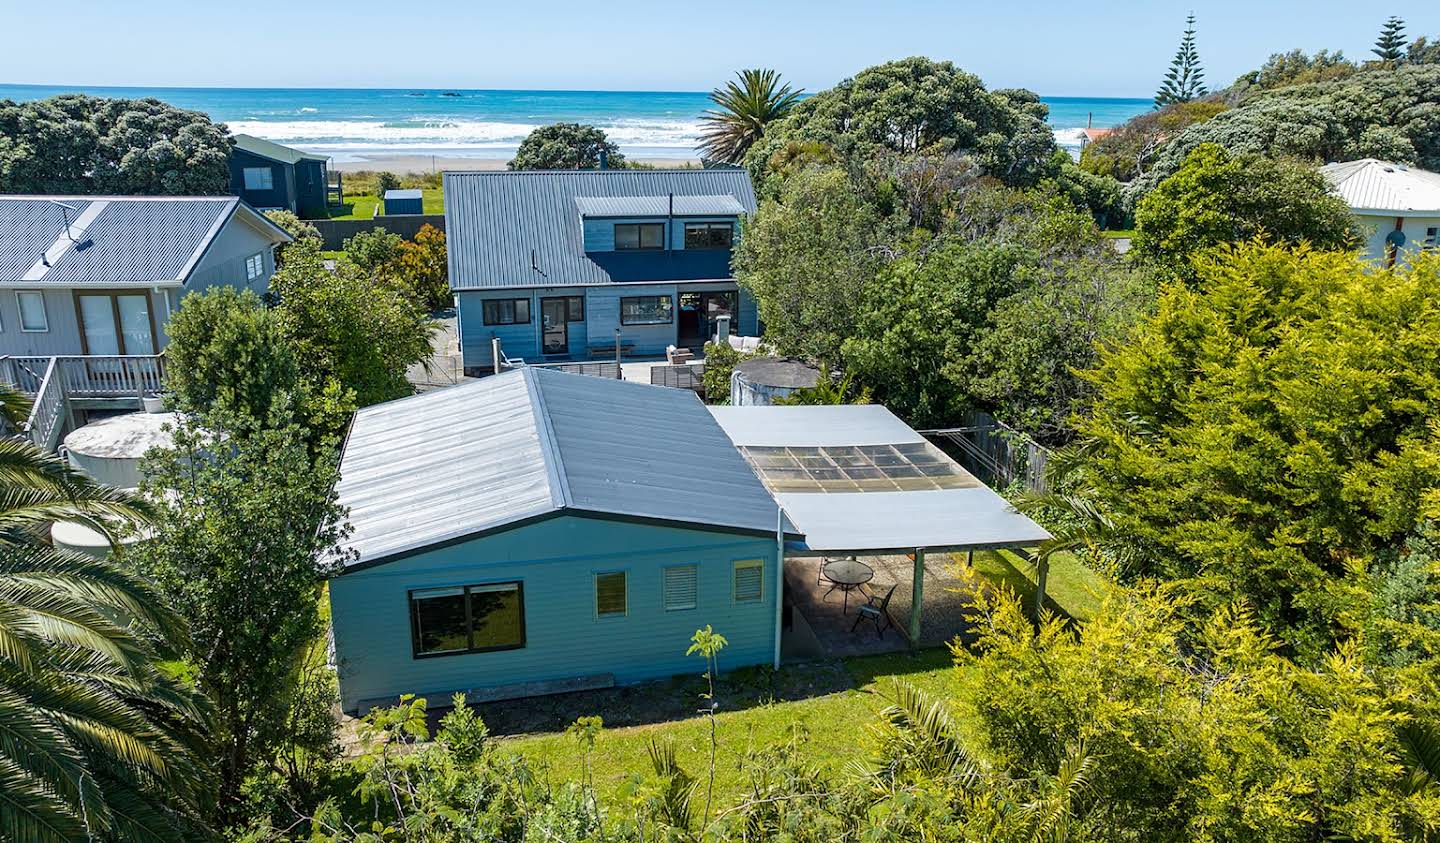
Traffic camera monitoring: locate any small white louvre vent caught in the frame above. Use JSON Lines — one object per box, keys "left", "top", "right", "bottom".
{"left": 733, "top": 560, "right": 763, "bottom": 603}
{"left": 663, "top": 565, "right": 698, "bottom": 611}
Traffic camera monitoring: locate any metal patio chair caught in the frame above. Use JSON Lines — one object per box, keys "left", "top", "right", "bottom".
{"left": 852, "top": 584, "right": 897, "bottom": 638}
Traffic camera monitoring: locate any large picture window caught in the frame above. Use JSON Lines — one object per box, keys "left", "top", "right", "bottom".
{"left": 684, "top": 221, "right": 734, "bottom": 250}
{"left": 615, "top": 223, "right": 665, "bottom": 251}
{"left": 620, "top": 295, "right": 673, "bottom": 325}
{"left": 410, "top": 582, "right": 525, "bottom": 658}
{"left": 482, "top": 298, "right": 531, "bottom": 325}
{"left": 242, "top": 167, "right": 274, "bottom": 191}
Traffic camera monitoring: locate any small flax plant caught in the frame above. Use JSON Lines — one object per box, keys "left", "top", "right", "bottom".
{"left": 687, "top": 625, "right": 729, "bottom": 825}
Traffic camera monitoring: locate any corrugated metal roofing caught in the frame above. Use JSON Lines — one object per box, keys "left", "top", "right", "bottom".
{"left": 233, "top": 133, "right": 329, "bottom": 164}
{"left": 443, "top": 169, "right": 758, "bottom": 290}
{"left": 335, "top": 367, "right": 789, "bottom": 569}
{"left": 0, "top": 196, "right": 287, "bottom": 285}
{"left": 574, "top": 193, "right": 748, "bottom": 217}
{"left": 709, "top": 406, "right": 1052, "bottom": 554}
{"left": 1320, "top": 159, "right": 1440, "bottom": 213}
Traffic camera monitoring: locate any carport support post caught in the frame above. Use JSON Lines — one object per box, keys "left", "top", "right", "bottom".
{"left": 1034, "top": 551, "right": 1050, "bottom": 618}
{"left": 908, "top": 548, "right": 925, "bottom": 645}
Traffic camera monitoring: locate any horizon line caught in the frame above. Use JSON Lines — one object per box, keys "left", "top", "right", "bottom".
{"left": 0, "top": 81, "right": 1155, "bottom": 102}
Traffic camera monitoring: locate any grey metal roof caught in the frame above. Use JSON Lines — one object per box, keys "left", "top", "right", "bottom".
{"left": 384, "top": 189, "right": 423, "bottom": 200}
{"left": 0, "top": 196, "right": 289, "bottom": 285}
{"left": 335, "top": 367, "right": 791, "bottom": 569}
{"left": 443, "top": 169, "right": 758, "bottom": 290}
{"left": 574, "top": 193, "right": 748, "bottom": 217}
{"left": 1321, "top": 159, "right": 1440, "bottom": 213}
{"left": 709, "top": 405, "right": 1052, "bottom": 554}
{"left": 233, "top": 133, "right": 329, "bottom": 164}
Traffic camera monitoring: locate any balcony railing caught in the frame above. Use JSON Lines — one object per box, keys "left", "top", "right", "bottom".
{"left": 0, "top": 355, "right": 167, "bottom": 451}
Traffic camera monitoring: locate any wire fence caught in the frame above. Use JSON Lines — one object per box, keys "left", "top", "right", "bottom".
{"left": 920, "top": 411, "right": 1050, "bottom": 493}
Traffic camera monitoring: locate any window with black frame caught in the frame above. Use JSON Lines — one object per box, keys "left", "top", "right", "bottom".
{"left": 620, "top": 295, "right": 673, "bottom": 325}
{"left": 615, "top": 223, "right": 665, "bottom": 250}
{"left": 482, "top": 298, "right": 531, "bottom": 325}
{"left": 410, "top": 582, "right": 525, "bottom": 657}
{"left": 684, "top": 221, "right": 734, "bottom": 250}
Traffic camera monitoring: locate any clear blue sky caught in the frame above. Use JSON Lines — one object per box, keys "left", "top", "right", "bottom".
{"left": 0, "top": 1, "right": 1434, "bottom": 97}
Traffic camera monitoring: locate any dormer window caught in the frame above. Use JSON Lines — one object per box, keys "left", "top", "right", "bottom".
{"left": 684, "top": 221, "right": 734, "bottom": 250}
{"left": 615, "top": 223, "right": 665, "bottom": 251}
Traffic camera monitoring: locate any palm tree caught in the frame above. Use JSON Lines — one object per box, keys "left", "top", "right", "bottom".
{"left": 0, "top": 384, "right": 213, "bottom": 841}
{"left": 697, "top": 69, "right": 803, "bottom": 165}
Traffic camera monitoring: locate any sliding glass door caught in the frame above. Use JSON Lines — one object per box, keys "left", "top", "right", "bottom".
{"left": 75, "top": 292, "right": 156, "bottom": 355}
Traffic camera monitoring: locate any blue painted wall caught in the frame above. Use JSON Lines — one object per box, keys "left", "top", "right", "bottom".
{"left": 329, "top": 514, "right": 780, "bottom": 713}
{"left": 457, "top": 280, "right": 753, "bottom": 371}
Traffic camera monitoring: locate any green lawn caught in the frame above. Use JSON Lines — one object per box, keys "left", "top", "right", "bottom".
{"left": 327, "top": 187, "right": 444, "bottom": 220}
{"left": 1100, "top": 228, "right": 1136, "bottom": 239}
{"left": 500, "top": 649, "right": 963, "bottom": 804}
{"left": 970, "top": 548, "right": 1107, "bottom": 622}
{"left": 497, "top": 552, "right": 1108, "bottom": 802}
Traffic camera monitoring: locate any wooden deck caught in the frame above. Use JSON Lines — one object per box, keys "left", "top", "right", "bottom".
{"left": 0, "top": 355, "right": 165, "bottom": 451}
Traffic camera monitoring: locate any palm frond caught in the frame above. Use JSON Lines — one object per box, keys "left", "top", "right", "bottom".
{"left": 1398, "top": 720, "right": 1440, "bottom": 794}
{"left": 878, "top": 679, "right": 981, "bottom": 783}
{"left": 697, "top": 68, "right": 803, "bottom": 164}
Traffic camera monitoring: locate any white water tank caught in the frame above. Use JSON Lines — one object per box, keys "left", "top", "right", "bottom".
{"left": 730, "top": 357, "right": 821, "bottom": 406}
{"left": 61, "top": 412, "right": 181, "bottom": 490}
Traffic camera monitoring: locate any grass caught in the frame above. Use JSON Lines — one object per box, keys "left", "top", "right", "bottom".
{"left": 499, "top": 649, "right": 962, "bottom": 804}
{"left": 1100, "top": 228, "right": 1136, "bottom": 239}
{"left": 970, "top": 548, "right": 1107, "bottom": 622}
{"left": 495, "top": 552, "right": 1108, "bottom": 803}
{"left": 327, "top": 186, "right": 444, "bottom": 220}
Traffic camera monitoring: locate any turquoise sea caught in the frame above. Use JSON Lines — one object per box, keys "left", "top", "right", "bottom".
{"left": 0, "top": 84, "right": 1149, "bottom": 162}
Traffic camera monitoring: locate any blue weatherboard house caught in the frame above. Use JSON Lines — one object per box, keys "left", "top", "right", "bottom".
{"left": 443, "top": 169, "right": 759, "bottom": 374}
{"left": 328, "top": 367, "right": 795, "bottom": 713}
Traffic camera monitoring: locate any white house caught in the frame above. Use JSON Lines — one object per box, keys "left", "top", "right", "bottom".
{"left": 1319, "top": 159, "right": 1440, "bottom": 267}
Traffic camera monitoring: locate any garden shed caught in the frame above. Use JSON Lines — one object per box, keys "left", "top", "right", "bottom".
{"left": 383, "top": 188, "right": 424, "bottom": 216}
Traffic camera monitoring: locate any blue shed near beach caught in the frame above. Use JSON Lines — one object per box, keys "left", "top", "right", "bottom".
{"left": 229, "top": 134, "right": 331, "bottom": 219}
{"left": 328, "top": 367, "right": 795, "bottom": 713}
{"left": 443, "top": 169, "right": 760, "bottom": 374}
{"left": 383, "top": 188, "right": 425, "bottom": 216}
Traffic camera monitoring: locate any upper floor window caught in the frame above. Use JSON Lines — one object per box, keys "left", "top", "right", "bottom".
{"left": 242, "top": 167, "right": 274, "bottom": 191}
{"left": 615, "top": 223, "right": 665, "bottom": 251}
{"left": 245, "top": 253, "right": 265, "bottom": 281}
{"left": 16, "top": 291, "right": 47, "bottom": 332}
{"left": 684, "top": 221, "right": 734, "bottom": 250}
{"left": 483, "top": 298, "right": 531, "bottom": 325}
{"left": 620, "top": 295, "right": 673, "bottom": 325}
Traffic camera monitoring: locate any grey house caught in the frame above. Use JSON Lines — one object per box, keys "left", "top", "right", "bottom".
{"left": 443, "top": 169, "right": 759, "bottom": 374}
{"left": 230, "top": 134, "right": 332, "bottom": 219}
{"left": 0, "top": 195, "right": 291, "bottom": 357}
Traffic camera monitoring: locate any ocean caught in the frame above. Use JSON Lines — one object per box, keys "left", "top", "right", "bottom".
{"left": 0, "top": 84, "right": 1149, "bottom": 163}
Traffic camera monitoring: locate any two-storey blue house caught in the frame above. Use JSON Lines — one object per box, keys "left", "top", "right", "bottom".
{"left": 442, "top": 169, "right": 760, "bottom": 374}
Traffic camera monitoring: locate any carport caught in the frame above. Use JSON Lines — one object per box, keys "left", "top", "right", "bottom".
{"left": 709, "top": 405, "right": 1052, "bottom": 644}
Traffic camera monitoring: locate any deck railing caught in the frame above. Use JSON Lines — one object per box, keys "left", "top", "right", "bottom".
{"left": 21, "top": 358, "right": 66, "bottom": 451}
{"left": 0, "top": 354, "right": 167, "bottom": 451}
{"left": 3, "top": 355, "right": 165, "bottom": 400}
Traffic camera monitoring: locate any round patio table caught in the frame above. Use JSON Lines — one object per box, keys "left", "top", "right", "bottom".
{"left": 821, "top": 557, "right": 875, "bottom": 613}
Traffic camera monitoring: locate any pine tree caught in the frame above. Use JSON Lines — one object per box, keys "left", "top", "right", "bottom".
{"left": 1155, "top": 14, "right": 1207, "bottom": 108}
{"left": 1373, "top": 16, "right": 1407, "bottom": 62}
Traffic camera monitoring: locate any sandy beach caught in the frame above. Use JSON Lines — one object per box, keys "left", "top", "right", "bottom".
{"left": 333, "top": 154, "right": 703, "bottom": 174}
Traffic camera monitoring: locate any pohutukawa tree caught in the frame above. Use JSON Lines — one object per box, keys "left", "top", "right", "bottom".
{"left": 697, "top": 68, "right": 804, "bottom": 165}
{"left": 1373, "top": 16, "right": 1407, "bottom": 62}
{"left": 1154, "top": 14, "right": 1207, "bottom": 107}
